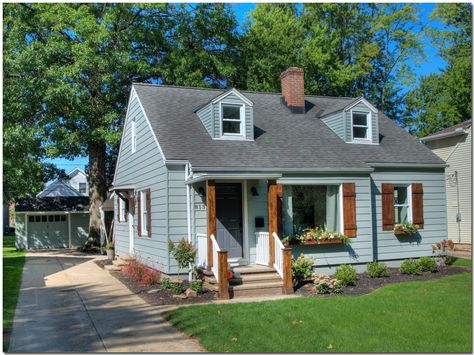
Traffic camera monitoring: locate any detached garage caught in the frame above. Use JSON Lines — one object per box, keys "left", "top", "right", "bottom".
{"left": 15, "top": 197, "right": 90, "bottom": 249}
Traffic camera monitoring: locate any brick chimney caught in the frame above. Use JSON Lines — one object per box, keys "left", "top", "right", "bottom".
{"left": 280, "top": 67, "right": 305, "bottom": 113}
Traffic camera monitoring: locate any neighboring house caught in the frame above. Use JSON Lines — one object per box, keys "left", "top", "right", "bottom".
{"left": 112, "top": 67, "right": 447, "bottom": 298}
{"left": 421, "top": 120, "right": 472, "bottom": 248}
{"left": 15, "top": 168, "right": 90, "bottom": 249}
{"left": 37, "top": 168, "right": 89, "bottom": 197}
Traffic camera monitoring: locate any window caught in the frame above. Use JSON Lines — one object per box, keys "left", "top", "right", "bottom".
{"left": 79, "top": 183, "right": 87, "bottom": 194}
{"left": 55, "top": 215, "right": 60, "bottom": 222}
{"left": 118, "top": 197, "right": 127, "bottom": 222}
{"left": 131, "top": 119, "right": 137, "bottom": 153}
{"left": 140, "top": 191, "right": 148, "bottom": 234}
{"left": 221, "top": 104, "right": 243, "bottom": 136}
{"left": 35, "top": 216, "right": 41, "bottom": 222}
{"left": 60, "top": 215, "right": 66, "bottom": 222}
{"left": 352, "top": 112, "right": 370, "bottom": 140}
{"left": 29, "top": 216, "right": 34, "bottom": 223}
{"left": 283, "top": 185, "right": 342, "bottom": 235}
{"left": 393, "top": 185, "right": 411, "bottom": 224}
{"left": 49, "top": 215, "right": 54, "bottom": 222}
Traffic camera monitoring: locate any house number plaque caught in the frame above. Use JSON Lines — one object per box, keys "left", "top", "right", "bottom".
{"left": 194, "top": 203, "right": 207, "bottom": 211}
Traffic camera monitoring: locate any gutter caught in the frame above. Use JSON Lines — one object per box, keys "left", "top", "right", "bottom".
{"left": 191, "top": 166, "right": 374, "bottom": 173}
{"left": 367, "top": 162, "right": 448, "bottom": 169}
{"left": 185, "top": 173, "right": 283, "bottom": 185}
{"left": 420, "top": 128, "right": 468, "bottom": 142}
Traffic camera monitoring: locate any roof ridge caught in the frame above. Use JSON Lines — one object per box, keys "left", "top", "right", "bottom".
{"left": 132, "top": 82, "right": 357, "bottom": 100}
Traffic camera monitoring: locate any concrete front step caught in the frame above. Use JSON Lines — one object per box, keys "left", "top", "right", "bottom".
{"left": 112, "top": 259, "right": 129, "bottom": 267}
{"left": 230, "top": 281, "right": 284, "bottom": 297}
{"left": 104, "top": 265, "right": 122, "bottom": 272}
{"left": 118, "top": 255, "right": 135, "bottom": 262}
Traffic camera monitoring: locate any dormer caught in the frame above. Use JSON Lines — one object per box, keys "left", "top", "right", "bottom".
{"left": 321, "top": 97, "right": 379, "bottom": 145}
{"left": 196, "top": 88, "right": 254, "bottom": 141}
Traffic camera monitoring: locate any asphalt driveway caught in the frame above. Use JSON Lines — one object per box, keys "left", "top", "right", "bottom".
{"left": 8, "top": 251, "right": 203, "bottom": 352}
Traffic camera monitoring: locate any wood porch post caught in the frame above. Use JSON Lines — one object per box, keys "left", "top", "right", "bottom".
{"left": 282, "top": 248, "right": 294, "bottom": 294}
{"left": 207, "top": 180, "right": 216, "bottom": 269}
{"left": 268, "top": 180, "right": 278, "bottom": 267}
{"left": 217, "top": 251, "right": 229, "bottom": 299}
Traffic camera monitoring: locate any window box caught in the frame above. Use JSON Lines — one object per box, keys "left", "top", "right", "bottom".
{"left": 283, "top": 238, "right": 344, "bottom": 247}
{"left": 393, "top": 222, "right": 419, "bottom": 236}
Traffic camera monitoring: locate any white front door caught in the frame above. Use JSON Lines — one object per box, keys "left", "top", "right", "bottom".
{"left": 128, "top": 211, "right": 134, "bottom": 255}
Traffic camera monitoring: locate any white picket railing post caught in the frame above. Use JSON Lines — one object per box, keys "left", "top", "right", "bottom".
{"left": 255, "top": 232, "right": 269, "bottom": 266}
{"left": 210, "top": 234, "right": 220, "bottom": 282}
{"left": 272, "top": 232, "right": 285, "bottom": 278}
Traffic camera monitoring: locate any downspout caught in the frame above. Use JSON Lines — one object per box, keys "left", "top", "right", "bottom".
{"left": 185, "top": 163, "right": 192, "bottom": 281}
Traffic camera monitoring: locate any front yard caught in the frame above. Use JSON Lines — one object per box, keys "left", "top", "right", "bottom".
{"left": 165, "top": 271, "right": 472, "bottom": 352}
{"left": 3, "top": 234, "right": 26, "bottom": 351}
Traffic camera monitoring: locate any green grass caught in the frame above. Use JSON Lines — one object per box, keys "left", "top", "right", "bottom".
{"left": 166, "top": 273, "right": 472, "bottom": 352}
{"left": 3, "top": 234, "right": 26, "bottom": 352}
{"left": 452, "top": 257, "right": 472, "bottom": 268}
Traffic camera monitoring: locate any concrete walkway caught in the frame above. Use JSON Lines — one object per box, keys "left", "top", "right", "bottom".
{"left": 9, "top": 251, "right": 204, "bottom": 353}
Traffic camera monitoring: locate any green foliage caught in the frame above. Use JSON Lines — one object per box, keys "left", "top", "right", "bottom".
{"left": 168, "top": 238, "right": 197, "bottom": 278}
{"left": 394, "top": 221, "right": 419, "bottom": 235}
{"left": 285, "top": 227, "right": 352, "bottom": 245}
{"left": 400, "top": 259, "right": 422, "bottom": 275}
{"left": 367, "top": 262, "right": 389, "bottom": 278}
{"left": 334, "top": 264, "right": 357, "bottom": 286}
{"left": 171, "top": 280, "right": 184, "bottom": 294}
{"left": 162, "top": 277, "right": 172, "bottom": 290}
{"left": 292, "top": 253, "right": 315, "bottom": 287}
{"left": 190, "top": 280, "right": 204, "bottom": 294}
{"left": 313, "top": 274, "right": 344, "bottom": 294}
{"left": 418, "top": 257, "right": 438, "bottom": 273}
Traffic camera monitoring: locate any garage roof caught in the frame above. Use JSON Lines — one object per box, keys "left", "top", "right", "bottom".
{"left": 15, "top": 197, "right": 89, "bottom": 212}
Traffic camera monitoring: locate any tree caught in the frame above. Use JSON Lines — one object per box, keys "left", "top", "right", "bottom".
{"left": 404, "top": 3, "right": 471, "bottom": 136}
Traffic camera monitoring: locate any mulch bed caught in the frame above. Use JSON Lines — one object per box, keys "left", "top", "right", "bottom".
{"left": 295, "top": 265, "right": 469, "bottom": 297}
{"left": 94, "top": 260, "right": 217, "bottom": 305}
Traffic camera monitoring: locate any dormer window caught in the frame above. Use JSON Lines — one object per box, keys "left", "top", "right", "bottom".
{"left": 221, "top": 103, "right": 244, "bottom": 137}
{"left": 352, "top": 111, "right": 370, "bottom": 141}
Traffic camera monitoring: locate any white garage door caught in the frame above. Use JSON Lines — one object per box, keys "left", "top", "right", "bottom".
{"left": 27, "top": 215, "right": 69, "bottom": 249}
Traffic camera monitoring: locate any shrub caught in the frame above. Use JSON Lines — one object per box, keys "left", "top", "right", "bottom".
{"left": 313, "top": 274, "right": 344, "bottom": 294}
{"left": 140, "top": 268, "right": 161, "bottom": 286}
{"left": 400, "top": 259, "right": 422, "bottom": 275}
{"left": 170, "top": 280, "right": 183, "bottom": 294}
{"left": 333, "top": 282, "right": 344, "bottom": 294}
{"left": 122, "top": 260, "right": 147, "bottom": 282}
{"left": 292, "top": 253, "right": 315, "bottom": 287}
{"left": 168, "top": 238, "right": 197, "bottom": 278}
{"left": 418, "top": 256, "right": 438, "bottom": 273}
{"left": 367, "top": 261, "right": 389, "bottom": 278}
{"left": 190, "top": 280, "right": 204, "bottom": 293}
{"left": 161, "top": 277, "right": 172, "bottom": 289}
{"left": 334, "top": 264, "right": 357, "bottom": 286}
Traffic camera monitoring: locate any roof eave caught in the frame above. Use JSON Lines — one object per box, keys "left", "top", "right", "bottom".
{"left": 420, "top": 128, "right": 468, "bottom": 142}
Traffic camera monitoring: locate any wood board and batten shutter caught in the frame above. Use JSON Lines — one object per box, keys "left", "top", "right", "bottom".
{"left": 342, "top": 183, "right": 357, "bottom": 237}
{"left": 146, "top": 189, "right": 152, "bottom": 237}
{"left": 381, "top": 183, "right": 394, "bottom": 231}
{"left": 137, "top": 192, "right": 142, "bottom": 237}
{"left": 411, "top": 183, "right": 424, "bottom": 229}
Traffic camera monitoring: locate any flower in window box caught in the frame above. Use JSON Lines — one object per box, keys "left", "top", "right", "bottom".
{"left": 393, "top": 221, "right": 419, "bottom": 236}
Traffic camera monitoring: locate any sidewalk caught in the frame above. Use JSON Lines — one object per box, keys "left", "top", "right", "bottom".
{"left": 9, "top": 252, "right": 204, "bottom": 352}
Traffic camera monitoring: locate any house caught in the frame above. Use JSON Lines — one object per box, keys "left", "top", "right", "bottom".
{"left": 421, "top": 120, "right": 472, "bottom": 249}
{"left": 37, "top": 168, "right": 89, "bottom": 197}
{"left": 111, "top": 67, "right": 447, "bottom": 298}
{"left": 14, "top": 168, "right": 90, "bottom": 249}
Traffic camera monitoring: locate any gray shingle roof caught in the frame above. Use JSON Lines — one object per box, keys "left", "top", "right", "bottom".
{"left": 133, "top": 84, "right": 445, "bottom": 170}
{"left": 15, "top": 197, "right": 89, "bottom": 212}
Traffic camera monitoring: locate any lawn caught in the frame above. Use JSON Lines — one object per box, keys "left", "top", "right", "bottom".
{"left": 3, "top": 233, "right": 26, "bottom": 352}
{"left": 452, "top": 257, "right": 472, "bottom": 268}
{"left": 166, "top": 272, "right": 472, "bottom": 352}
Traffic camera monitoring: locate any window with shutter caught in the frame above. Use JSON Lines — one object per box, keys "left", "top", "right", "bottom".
{"left": 137, "top": 192, "right": 142, "bottom": 237}
{"left": 381, "top": 183, "right": 394, "bottom": 231}
{"left": 146, "top": 189, "right": 152, "bottom": 237}
{"left": 411, "top": 183, "right": 424, "bottom": 229}
{"left": 342, "top": 183, "right": 357, "bottom": 237}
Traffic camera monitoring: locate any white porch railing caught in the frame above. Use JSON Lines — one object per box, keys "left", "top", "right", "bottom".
{"left": 210, "top": 234, "right": 220, "bottom": 281}
{"left": 255, "top": 232, "right": 269, "bottom": 266}
{"left": 273, "top": 232, "right": 285, "bottom": 278}
{"left": 196, "top": 233, "right": 207, "bottom": 268}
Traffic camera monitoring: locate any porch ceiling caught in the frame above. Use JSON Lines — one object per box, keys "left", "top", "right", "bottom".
{"left": 185, "top": 173, "right": 282, "bottom": 184}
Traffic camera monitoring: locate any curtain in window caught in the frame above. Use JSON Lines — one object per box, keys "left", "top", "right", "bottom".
{"left": 326, "top": 186, "right": 339, "bottom": 231}
{"left": 282, "top": 185, "right": 293, "bottom": 236}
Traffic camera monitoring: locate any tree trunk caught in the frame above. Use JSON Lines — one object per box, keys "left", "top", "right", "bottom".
{"left": 86, "top": 142, "right": 107, "bottom": 246}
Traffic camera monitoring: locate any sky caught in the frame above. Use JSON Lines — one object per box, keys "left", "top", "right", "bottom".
{"left": 46, "top": 3, "right": 447, "bottom": 176}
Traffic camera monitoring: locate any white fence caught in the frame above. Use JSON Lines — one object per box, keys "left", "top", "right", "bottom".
{"left": 255, "top": 232, "right": 269, "bottom": 266}
{"left": 273, "top": 232, "right": 284, "bottom": 278}
{"left": 196, "top": 233, "right": 207, "bottom": 268}
{"left": 211, "top": 234, "right": 220, "bottom": 281}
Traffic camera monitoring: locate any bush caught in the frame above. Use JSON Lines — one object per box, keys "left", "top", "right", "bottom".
{"left": 292, "top": 253, "right": 315, "bottom": 287}
{"left": 161, "top": 277, "right": 172, "bottom": 289}
{"left": 334, "top": 264, "right": 357, "bottom": 286}
{"left": 140, "top": 268, "right": 161, "bottom": 286}
{"left": 190, "top": 280, "right": 204, "bottom": 293}
{"left": 367, "top": 261, "right": 389, "bottom": 278}
{"left": 313, "top": 274, "right": 344, "bottom": 294}
{"left": 400, "top": 259, "right": 422, "bottom": 275}
{"left": 170, "top": 280, "right": 183, "bottom": 294}
{"left": 122, "top": 260, "right": 147, "bottom": 282}
{"left": 418, "top": 256, "right": 438, "bottom": 273}
{"left": 168, "top": 238, "right": 197, "bottom": 278}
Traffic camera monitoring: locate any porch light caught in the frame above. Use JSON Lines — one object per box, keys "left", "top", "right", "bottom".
{"left": 251, "top": 187, "right": 259, "bottom": 196}
{"left": 197, "top": 187, "right": 206, "bottom": 198}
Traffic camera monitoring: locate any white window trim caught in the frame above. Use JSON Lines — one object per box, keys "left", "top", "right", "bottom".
{"left": 118, "top": 197, "right": 126, "bottom": 223}
{"left": 140, "top": 191, "right": 148, "bottom": 235}
{"left": 351, "top": 110, "right": 372, "bottom": 143}
{"left": 131, "top": 119, "right": 137, "bottom": 154}
{"left": 393, "top": 184, "right": 412, "bottom": 224}
{"left": 220, "top": 102, "right": 246, "bottom": 139}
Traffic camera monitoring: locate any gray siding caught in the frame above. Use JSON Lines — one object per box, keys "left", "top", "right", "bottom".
{"left": 15, "top": 214, "right": 26, "bottom": 249}
{"left": 322, "top": 111, "right": 346, "bottom": 140}
{"left": 371, "top": 169, "right": 447, "bottom": 260}
{"left": 196, "top": 104, "right": 214, "bottom": 137}
{"left": 114, "top": 93, "right": 169, "bottom": 272}
{"left": 280, "top": 175, "right": 374, "bottom": 267}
